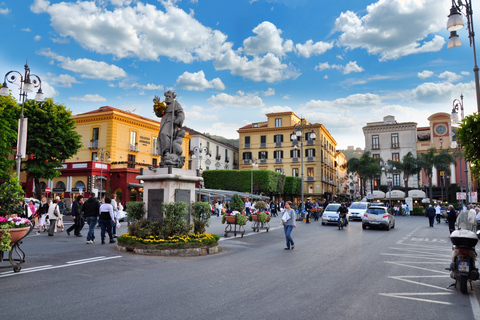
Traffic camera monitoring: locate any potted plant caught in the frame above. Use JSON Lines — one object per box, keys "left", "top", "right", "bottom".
{"left": 192, "top": 202, "right": 211, "bottom": 234}
{"left": 250, "top": 201, "right": 270, "bottom": 222}
{"left": 222, "top": 211, "right": 247, "bottom": 225}
{"left": 0, "top": 178, "right": 32, "bottom": 251}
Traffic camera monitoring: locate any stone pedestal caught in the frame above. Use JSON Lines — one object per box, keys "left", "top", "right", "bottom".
{"left": 137, "top": 167, "right": 203, "bottom": 224}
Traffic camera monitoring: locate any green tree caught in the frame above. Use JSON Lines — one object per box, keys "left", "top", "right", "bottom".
{"left": 345, "top": 151, "right": 381, "bottom": 198}
{"left": 456, "top": 114, "right": 480, "bottom": 180}
{"left": 418, "top": 148, "right": 455, "bottom": 204}
{"left": 389, "top": 152, "right": 421, "bottom": 196}
{"left": 0, "top": 94, "right": 20, "bottom": 180}
{"left": 21, "top": 98, "right": 82, "bottom": 199}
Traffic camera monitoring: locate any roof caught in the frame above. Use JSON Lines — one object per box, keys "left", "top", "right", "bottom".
{"left": 183, "top": 126, "right": 238, "bottom": 150}
{"left": 74, "top": 106, "right": 160, "bottom": 125}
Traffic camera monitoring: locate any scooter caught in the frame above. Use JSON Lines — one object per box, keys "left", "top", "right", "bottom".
{"left": 446, "top": 210, "right": 479, "bottom": 294}
{"left": 338, "top": 215, "right": 346, "bottom": 230}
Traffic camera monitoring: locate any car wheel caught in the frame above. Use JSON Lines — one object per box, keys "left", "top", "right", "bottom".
{"left": 391, "top": 223, "right": 395, "bottom": 229}
{"left": 362, "top": 224, "right": 366, "bottom": 230}
{"left": 322, "top": 222, "right": 325, "bottom": 225}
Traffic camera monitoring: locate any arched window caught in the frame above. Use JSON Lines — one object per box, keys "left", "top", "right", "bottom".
{"left": 55, "top": 181, "right": 66, "bottom": 190}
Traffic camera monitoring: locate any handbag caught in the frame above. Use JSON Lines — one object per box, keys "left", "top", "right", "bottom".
{"left": 56, "top": 219, "right": 63, "bottom": 229}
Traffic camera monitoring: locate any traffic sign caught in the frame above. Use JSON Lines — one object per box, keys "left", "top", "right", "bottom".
{"left": 45, "top": 187, "right": 51, "bottom": 193}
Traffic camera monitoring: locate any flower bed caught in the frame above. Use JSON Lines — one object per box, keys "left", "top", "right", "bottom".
{"left": 117, "top": 233, "right": 220, "bottom": 250}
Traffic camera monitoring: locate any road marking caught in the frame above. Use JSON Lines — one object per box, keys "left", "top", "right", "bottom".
{"left": 219, "top": 226, "right": 283, "bottom": 241}
{"left": 384, "top": 261, "right": 450, "bottom": 274}
{"left": 0, "top": 256, "right": 122, "bottom": 278}
{"left": 470, "top": 289, "right": 480, "bottom": 320}
{"left": 389, "top": 275, "right": 452, "bottom": 291}
{"left": 379, "top": 292, "right": 454, "bottom": 305}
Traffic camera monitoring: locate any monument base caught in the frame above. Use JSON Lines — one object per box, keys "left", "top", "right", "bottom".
{"left": 136, "top": 167, "right": 203, "bottom": 224}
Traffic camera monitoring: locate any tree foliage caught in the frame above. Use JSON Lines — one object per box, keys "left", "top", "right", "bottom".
{"left": 345, "top": 151, "right": 381, "bottom": 197}
{"left": 418, "top": 148, "right": 454, "bottom": 203}
{"left": 389, "top": 151, "right": 421, "bottom": 196}
{"left": 456, "top": 113, "right": 480, "bottom": 180}
{"left": 20, "top": 98, "right": 82, "bottom": 198}
{"left": 0, "top": 94, "right": 20, "bottom": 180}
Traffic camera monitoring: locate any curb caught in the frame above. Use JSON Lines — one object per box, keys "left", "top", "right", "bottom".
{"left": 116, "top": 244, "right": 219, "bottom": 256}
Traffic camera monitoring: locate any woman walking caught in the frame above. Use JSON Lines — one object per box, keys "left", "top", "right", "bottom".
{"left": 282, "top": 201, "right": 296, "bottom": 250}
{"left": 47, "top": 199, "right": 61, "bottom": 236}
{"left": 37, "top": 197, "right": 49, "bottom": 234}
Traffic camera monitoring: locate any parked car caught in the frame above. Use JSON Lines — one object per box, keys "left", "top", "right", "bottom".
{"left": 321, "top": 203, "right": 341, "bottom": 225}
{"left": 24, "top": 197, "right": 40, "bottom": 209}
{"left": 362, "top": 206, "right": 395, "bottom": 230}
{"left": 348, "top": 202, "right": 371, "bottom": 221}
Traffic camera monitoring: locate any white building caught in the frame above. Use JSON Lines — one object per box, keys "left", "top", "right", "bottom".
{"left": 362, "top": 115, "right": 418, "bottom": 194}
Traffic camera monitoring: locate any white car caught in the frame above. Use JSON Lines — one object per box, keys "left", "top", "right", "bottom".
{"left": 348, "top": 202, "right": 371, "bottom": 221}
{"left": 321, "top": 204, "right": 341, "bottom": 225}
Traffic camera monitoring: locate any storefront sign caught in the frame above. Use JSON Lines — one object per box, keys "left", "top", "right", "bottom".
{"left": 72, "top": 163, "right": 88, "bottom": 168}
{"left": 139, "top": 136, "right": 151, "bottom": 145}
{"left": 94, "top": 163, "right": 108, "bottom": 169}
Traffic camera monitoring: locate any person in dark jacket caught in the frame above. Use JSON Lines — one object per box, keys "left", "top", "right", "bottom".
{"left": 426, "top": 204, "right": 436, "bottom": 227}
{"left": 67, "top": 195, "right": 84, "bottom": 237}
{"left": 83, "top": 194, "right": 100, "bottom": 244}
{"left": 446, "top": 205, "right": 457, "bottom": 234}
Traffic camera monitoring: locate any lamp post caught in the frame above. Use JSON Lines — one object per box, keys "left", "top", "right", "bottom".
{"left": 251, "top": 157, "right": 258, "bottom": 200}
{"left": 0, "top": 62, "right": 44, "bottom": 180}
{"left": 291, "top": 119, "right": 316, "bottom": 218}
{"left": 95, "top": 148, "right": 111, "bottom": 200}
{"left": 451, "top": 95, "right": 470, "bottom": 204}
{"left": 191, "top": 146, "right": 209, "bottom": 176}
{"left": 382, "top": 163, "right": 396, "bottom": 213}
{"left": 447, "top": 0, "right": 480, "bottom": 113}
{"left": 387, "top": 176, "right": 393, "bottom": 211}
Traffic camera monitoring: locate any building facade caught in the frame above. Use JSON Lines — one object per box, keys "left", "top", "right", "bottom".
{"left": 363, "top": 115, "right": 418, "bottom": 193}
{"left": 237, "top": 112, "right": 338, "bottom": 201}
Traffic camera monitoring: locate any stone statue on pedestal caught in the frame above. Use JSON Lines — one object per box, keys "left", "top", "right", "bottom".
{"left": 153, "top": 91, "right": 185, "bottom": 168}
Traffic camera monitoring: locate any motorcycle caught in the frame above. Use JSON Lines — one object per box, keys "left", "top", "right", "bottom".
{"left": 446, "top": 210, "right": 479, "bottom": 294}
{"left": 338, "top": 215, "right": 346, "bottom": 230}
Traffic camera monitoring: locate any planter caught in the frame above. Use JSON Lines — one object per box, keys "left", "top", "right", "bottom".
{"left": 251, "top": 214, "right": 271, "bottom": 223}
{"left": 1, "top": 227, "right": 30, "bottom": 245}
{"left": 225, "top": 215, "right": 237, "bottom": 224}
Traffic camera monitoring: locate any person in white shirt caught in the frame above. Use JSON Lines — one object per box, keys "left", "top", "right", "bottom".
{"left": 111, "top": 193, "right": 119, "bottom": 238}
{"left": 47, "top": 199, "right": 61, "bottom": 236}
{"left": 435, "top": 203, "right": 442, "bottom": 224}
{"left": 245, "top": 199, "right": 252, "bottom": 215}
{"left": 98, "top": 197, "right": 116, "bottom": 245}
{"left": 475, "top": 208, "right": 480, "bottom": 224}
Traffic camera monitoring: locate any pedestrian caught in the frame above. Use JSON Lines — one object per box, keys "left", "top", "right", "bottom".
{"left": 47, "top": 199, "right": 61, "bottom": 236}
{"left": 55, "top": 196, "right": 65, "bottom": 232}
{"left": 83, "top": 194, "right": 100, "bottom": 244}
{"left": 426, "top": 204, "right": 436, "bottom": 227}
{"left": 245, "top": 198, "right": 252, "bottom": 215}
{"left": 475, "top": 208, "right": 480, "bottom": 225}
{"left": 305, "top": 199, "right": 312, "bottom": 223}
{"left": 435, "top": 203, "right": 442, "bottom": 224}
{"left": 66, "top": 195, "right": 84, "bottom": 237}
{"left": 405, "top": 204, "right": 410, "bottom": 216}
{"left": 446, "top": 205, "right": 457, "bottom": 234}
{"left": 98, "top": 197, "right": 116, "bottom": 245}
{"left": 37, "top": 197, "right": 49, "bottom": 234}
{"left": 28, "top": 200, "right": 36, "bottom": 221}
{"left": 282, "top": 201, "right": 296, "bottom": 250}
{"left": 111, "top": 193, "right": 119, "bottom": 238}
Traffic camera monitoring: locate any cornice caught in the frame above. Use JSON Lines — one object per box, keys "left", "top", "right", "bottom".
{"left": 363, "top": 123, "right": 417, "bottom": 133}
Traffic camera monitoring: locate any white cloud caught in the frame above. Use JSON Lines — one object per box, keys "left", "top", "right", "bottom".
{"left": 315, "top": 61, "right": 364, "bottom": 74}
{"left": 207, "top": 91, "right": 264, "bottom": 108}
{"left": 70, "top": 94, "right": 107, "bottom": 102}
{"left": 185, "top": 105, "right": 218, "bottom": 122}
{"left": 295, "top": 40, "right": 334, "bottom": 58}
{"left": 21, "top": 28, "right": 31, "bottom": 32}
{"left": 242, "top": 21, "right": 293, "bottom": 57}
{"left": 34, "top": 35, "right": 41, "bottom": 41}
{"left": 48, "top": 73, "right": 81, "bottom": 88}
{"left": 283, "top": 95, "right": 291, "bottom": 100}
{"left": 262, "top": 88, "right": 275, "bottom": 96}
{"left": 0, "top": 8, "right": 9, "bottom": 15}
{"left": 176, "top": 70, "right": 225, "bottom": 91}
{"left": 38, "top": 49, "right": 127, "bottom": 80}
{"left": 410, "top": 81, "right": 475, "bottom": 104}
{"left": 418, "top": 70, "right": 434, "bottom": 79}
{"left": 438, "top": 71, "right": 462, "bottom": 83}
{"left": 261, "top": 105, "right": 292, "bottom": 114}
{"left": 30, "top": 0, "right": 231, "bottom": 63}
{"left": 304, "top": 93, "right": 382, "bottom": 109}
{"left": 335, "top": 0, "right": 449, "bottom": 60}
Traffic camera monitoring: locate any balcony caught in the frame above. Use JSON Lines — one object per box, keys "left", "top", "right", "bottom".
{"left": 88, "top": 140, "right": 99, "bottom": 149}
{"left": 244, "top": 143, "right": 250, "bottom": 149}
{"left": 260, "top": 143, "right": 267, "bottom": 148}
{"left": 275, "top": 158, "right": 282, "bottom": 163}
{"left": 371, "top": 144, "right": 380, "bottom": 150}
{"left": 275, "top": 142, "right": 282, "bottom": 147}
{"left": 243, "top": 159, "right": 252, "bottom": 165}
{"left": 292, "top": 157, "right": 299, "bottom": 163}
{"left": 306, "top": 139, "right": 314, "bottom": 146}
{"left": 391, "top": 143, "right": 399, "bottom": 149}
{"left": 307, "top": 156, "right": 314, "bottom": 162}
{"left": 307, "top": 176, "right": 315, "bottom": 181}
{"left": 152, "top": 148, "right": 159, "bottom": 156}
{"left": 129, "top": 143, "right": 139, "bottom": 152}
{"left": 259, "top": 159, "right": 267, "bottom": 164}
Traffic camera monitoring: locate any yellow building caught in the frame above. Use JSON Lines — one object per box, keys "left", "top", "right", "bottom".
{"left": 237, "top": 112, "right": 338, "bottom": 201}
{"left": 37, "top": 106, "right": 191, "bottom": 204}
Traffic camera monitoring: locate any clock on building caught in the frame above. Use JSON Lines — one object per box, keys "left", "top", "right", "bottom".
{"left": 435, "top": 124, "right": 447, "bottom": 136}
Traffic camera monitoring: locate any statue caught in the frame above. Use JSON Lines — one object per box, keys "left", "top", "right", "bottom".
{"left": 153, "top": 91, "right": 185, "bottom": 168}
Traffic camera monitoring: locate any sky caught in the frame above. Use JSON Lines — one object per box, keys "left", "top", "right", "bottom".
{"left": 1, "top": 0, "right": 479, "bottom": 149}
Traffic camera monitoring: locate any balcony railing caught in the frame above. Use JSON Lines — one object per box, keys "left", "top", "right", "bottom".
{"left": 306, "top": 140, "right": 314, "bottom": 146}
{"left": 129, "top": 143, "right": 139, "bottom": 152}
{"left": 260, "top": 143, "right": 267, "bottom": 148}
{"left": 152, "top": 148, "right": 159, "bottom": 156}
{"left": 243, "top": 159, "right": 252, "bottom": 165}
{"left": 372, "top": 144, "right": 380, "bottom": 150}
{"left": 259, "top": 159, "right": 267, "bottom": 164}
{"left": 391, "top": 143, "right": 399, "bottom": 149}
{"left": 292, "top": 157, "right": 299, "bottom": 163}
{"left": 307, "top": 176, "right": 315, "bottom": 181}
{"left": 275, "top": 158, "right": 282, "bottom": 163}
{"left": 88, "top": 140, "right": 99, "bottom": 149}
{"left": 275, "top": 142, "right": 282, "bottom": 147}
{"left": 244, "top": 143, "right": 250, "bottom": 149}
{"left": 307, "top": 156, "right": 314, "bottom": 162}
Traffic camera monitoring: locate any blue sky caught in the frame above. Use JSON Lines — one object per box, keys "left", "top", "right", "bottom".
{"left": 1, "top": 0, "right": 478, "bottom": 149}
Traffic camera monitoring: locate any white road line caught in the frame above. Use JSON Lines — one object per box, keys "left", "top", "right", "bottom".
{"left": 470, "top": 289, "right": 480, "bottom": 320}
{"left": 0, "top": 265, "right": 53, "bottom": 275}
{"left": 379, "top": 292, "right": 454, "bottom": 305}
{"left": 0, "top": 256, "right": 122, "bottom": 278}
{"left": 389, "top": 275, "right": 452, "bottom": 291}
{"left": 384, "top": 261, "right": 450, "bottom": 274}
{"left": 66, "top": 256, "right": 108, "bottom": 263}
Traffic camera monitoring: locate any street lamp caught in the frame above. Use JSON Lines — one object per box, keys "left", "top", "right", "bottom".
{"left": 451, "top": 95, "right": 470, "bottom": 204}
{"left": 191, "top": 146, "right": 209, "bottom": 176}
{"left": 95, "top": 148, "right": 111, "bottom": 200}
{"left": 251, "top": 157, "right": 258, "bottom": 200}
{"left": 291, "top": 119, "right": 316, "bottom": 217}
{"left": 447, "top": 0, "right": 480, "bottom": 113}
{"left": 382, "top": 163, "right": 396, "bottom": 212}
{"left": 0, "top": 62, "right": 44, "bottom": 180}
{"left": 387, "top": 176, "right": 393, "bottom": 211}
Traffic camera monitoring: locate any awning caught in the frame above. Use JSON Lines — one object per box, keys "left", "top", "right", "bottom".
{"left": 196, "top": 188, "right": 270, "bottom": 201}
{"left": 369, "top": 190, "right": 385, "bottom": 199}
{"left": 386, "top": 190, "right": 405, "bottom": 199}
{"left": 128, "top": 183, "right": 144, "bottom": 188}
{"left": 408, "top": 190, "right": 426, "bottom": 198}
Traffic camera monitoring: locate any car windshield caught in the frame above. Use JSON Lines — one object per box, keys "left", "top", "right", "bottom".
{"left": 325, "top": 204, "right": 340, "bottom": 211}
{"left": 366, "top": 208, "right": 386, "bottom": 215}
{"left": 349, "top": 203, "right": 367, "bottom": 209}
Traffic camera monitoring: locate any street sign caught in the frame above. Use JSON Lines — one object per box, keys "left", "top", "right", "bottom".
{"left": 440, "top": 171, "right": 444, "bottom": 176}
{"left": 45, "top": 187, "right": 51, "bottom": 193}
{"left": 456, "top": 192, "right": 466, "bottom": 200}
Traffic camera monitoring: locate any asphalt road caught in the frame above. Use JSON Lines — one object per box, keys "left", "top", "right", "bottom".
{"left": 1, "top": 215, "right": 479, "bottom": 320}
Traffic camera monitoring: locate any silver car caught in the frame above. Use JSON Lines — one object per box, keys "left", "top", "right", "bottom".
{"left": 348, "top": 202, "right": 371, "bottom": 221}
{"left": 362, "top": 206, "right": 395, "bottom": 230}
{"left": 321, "top": 204, "right": 341, "bottom": 225}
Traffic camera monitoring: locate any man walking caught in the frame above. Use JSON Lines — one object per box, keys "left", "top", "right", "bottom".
{"left": 426, "top": 204, "right": 436, "bottom": 227}
{"left": 67, "top": 195, "right": 84, "bottom": 237}
{"left": 83, "top": 194, "right": 100, "bottom": 244}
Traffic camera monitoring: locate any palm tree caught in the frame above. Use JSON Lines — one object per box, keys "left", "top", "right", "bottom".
{"left": 389, "top": 152, "right": 421, "bottom": 197}
{"left": 345, "top": 152, "right": 381, "bottom": 198}
{"left": 418, "top": 148, "right": 455, "bottom": 204}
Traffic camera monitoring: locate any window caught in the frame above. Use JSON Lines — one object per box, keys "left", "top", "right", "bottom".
{"left": 393, "top": 174, "right": 400, "bottom": 186}
{"left": 225, "top": 149, "right": 229, "bottom": 162}
{"left": 275, "top": 118, "right": 282, "bottom": 128}
{"left": 274, "top": 134, "right": 283, "bottom": 146}
{"left": 275, "top": 168, "right": 283, "bottom": 173}
{"left": 243, "top": 152, "right": 252, "bottom": 160}
{"left": 372, "top": 135, "right": 379, "bottom": 149}
{"left": 372, "top": 154, "right": 380, "bottom": 164}
{"left": 207, "top": 141, "right": 210, "bottom": 154}
{"left": 258, "top": 151, "right": 268, "bottom": 160}
{"left": 391, "top": 133, "right": 399, "bottom": 148}
{"left": 392, "top": 153, "right": 400, "bottom": 162}
{"left": 260, "top": 135, "right": 266, "bottom": 148}
{"left": 130, "top": 131, "right": 137, "bottom": 146}
{"left": 91, "top": 152, "right": 97, "bottom": 161}
{"left": 374, "top": 175, "right": 380, "bottom": 189}
{"left": 92, "top": 127, "right": 99, "bottom": 141}
{"left": 152, "top": 158, "right": 157, "bottom": 166}
{"left": 290, "top": 149, "right": 300, "bottom": 158}
{"left": 216, "top": 146, "right": 220, "bottom": 158}
{"left": 292, "top": 168, "right": 299, "bottom": 177}
{"left": 305, "top": 148, "right": 315, "bottom": 157}
{"left": 274, "top": 150, "right": 283, "bottom": 159}
{"left": 152, "top": 137, "right": 158, "bottom": 155}
{"left": 244, "top": 136, "right": 250, "bottom": 148}
{"left": 128, "top": 154, "right": 136, "bottom": 169}
{"left": 307, "top": 167, "right": 314, "bottom": 177}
